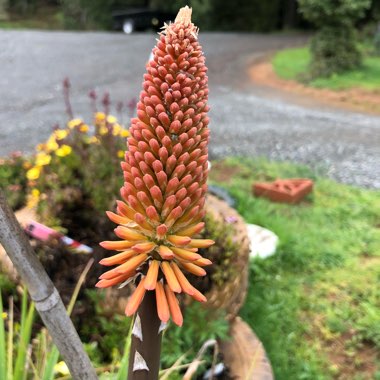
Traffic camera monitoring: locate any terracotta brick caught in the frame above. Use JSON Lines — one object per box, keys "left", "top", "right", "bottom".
{"left": 253, "top": 179, "right": 313, "bottom": 204}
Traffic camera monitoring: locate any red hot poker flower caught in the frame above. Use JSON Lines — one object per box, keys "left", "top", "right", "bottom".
{"left": 96, "top": 6, "right": 213, "bottom": 326}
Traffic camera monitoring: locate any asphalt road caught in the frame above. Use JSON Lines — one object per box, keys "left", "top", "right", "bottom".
{"left": 1, "top": 30, "right": 379, "bottom": 188}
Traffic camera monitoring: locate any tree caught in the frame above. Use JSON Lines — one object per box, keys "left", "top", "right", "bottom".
{"left": 298, "top": 0, "right": 371, "bottom": 78}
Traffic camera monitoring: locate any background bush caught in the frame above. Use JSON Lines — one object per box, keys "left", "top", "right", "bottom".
{"left": 299, "top": 0, "right": 372, "bottom": 77}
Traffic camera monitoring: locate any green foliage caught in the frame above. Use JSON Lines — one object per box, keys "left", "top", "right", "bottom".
{"left": 79, "top": 292, "right": 228, "bottom": 377}
{"left": 0, "top": 289, "right": 39, "bottom": 380}
{"left": 199, "top": 213, "right": 240, "bottom": 288}
{"left": 210, "top": 157, "right": 380, "bottom": 379}
{"left": 161, "top": 303, "right": 229, "bottom": 369}
{"left": 61, "top": 0, "right": 145, "bottom": 30}
{"left": 207, "top": 0, "right": 282, "bottom": 32}
{"left": 79, "top": 290, "right": 133, "bottom": 364}
{"left": 273, "top": 46, "right": 380, "bottom": 90}
{"left": 155, "top": 0, "right": 284, "bottom": 31}
{"left": 309, "top": 25, "right": 362, "bottom": 77}
{"left": 356, "top": 302, "right": 380, "bottom": 348}
{"left": 70, "top": 0, "right": 287, "bottom": 32}
{"left": 26, "top": 111, "right": 130, "bottom": 241}
{"left": 0, "top": 153, "right": 28, "bottom": 210}
{"left": 298, "top": 0, "right": 371, "bottom": 27}
{"left": 298, "top": 0, "right": 371, "bottom": 77}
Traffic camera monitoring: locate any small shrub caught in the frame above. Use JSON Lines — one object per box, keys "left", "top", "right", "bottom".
{"left": 298, "top": 0, "right": 371, "bottom": 77}
{"left": 25, "top": 82, "right": 135, "bottom": 243}
{"left": 0, "top": 152, "right": 29, "bottom": 210}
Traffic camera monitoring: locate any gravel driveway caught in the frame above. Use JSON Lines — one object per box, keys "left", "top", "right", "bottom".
{"left": 0, "top": 30, "right": 379, "bottom": 188}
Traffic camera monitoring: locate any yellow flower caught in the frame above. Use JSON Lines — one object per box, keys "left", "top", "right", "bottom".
{"left": 54, "top": 129, "right": 69, "bottom": 140}
{"left": 88, "top": 136, "right": 100, "bottom": 144}
{"left": 36, "top": 143, "right": 45, "bottom": 151}
{"left": 26, "top": 166, "right": 41, "bottom": 180}
{"left": 26, "top": 189, "right": 40, "bottom": 209}
{"left": 67, "top": 118, "right": 83, "bottom": 129}
{"left": 1, "top": 312, "right": 7, "bottom": 320}
{"left": 117, "top": 150, "right": 124, "bottom": 158}
{"left": 23, "top": 161, "right": 32, "bottom": 170}
{"left": 120, "top": 129, "right": 130, "bottom": 137}
{"left": 95, "top": 112, "right": 106, "bottom": 123}
{"left": 54, "top": 361, "right": 70, "bottom": 376}
{"left": 107, "top": 115, "right": 117, "bottom": 124}
{"left": 99, "top": 126, "right": 108, "bottom": 135}
{"left": 79, "top": 124, "right": 89, "bottom": 133}
{"left": 55, "top": 145, "right": 72, "bottom": 157}
{"left": 35, "top": 152, "right": 51, "bottom": 166}
{"left": 46, "top": 136, "right": 59, "bottom": 151}
{"left": 112, "top": 124, "right": 122, "bottom": 136}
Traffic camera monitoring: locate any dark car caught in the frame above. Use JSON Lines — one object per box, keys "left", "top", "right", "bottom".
{"left": 112, "top": 8, "right": 176, "bottom": 34}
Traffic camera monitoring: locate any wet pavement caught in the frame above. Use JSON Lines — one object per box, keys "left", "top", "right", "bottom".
{"left": 0, "top": 30, "right": 379, "bottom": 188}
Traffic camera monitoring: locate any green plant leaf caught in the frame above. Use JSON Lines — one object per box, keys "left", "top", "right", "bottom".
{"left": 14, "top": 293, "right": 35, "bottom": 380}
{"left": 0, "top": 291, "right": 7, "bottom": 380}
{"left": 42, "top": 347, "right": 60, "bottom": 380}
{"left": 115, "top": 319, "right": 133, "bottom": 380}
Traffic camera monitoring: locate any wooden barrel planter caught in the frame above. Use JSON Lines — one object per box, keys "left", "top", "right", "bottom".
{"left": 221, "top": 317, "right": 274, "bottom": 380}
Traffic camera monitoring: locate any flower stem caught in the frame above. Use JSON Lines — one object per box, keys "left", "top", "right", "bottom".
{"left": 127, "top": 290, "right": 162, "bottom": 380}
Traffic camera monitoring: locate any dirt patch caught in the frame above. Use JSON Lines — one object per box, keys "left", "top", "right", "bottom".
{"left": 359, "top": 255, "right": 380, "bottom": 267}
{"left": 327, "top": 332, "right": 379, "bottom": 380}
{"left": 249, "top": 57, "right": 380, "bottom": 115}
{"left": 304, "top": 311, "right": 380, "bottom": 379}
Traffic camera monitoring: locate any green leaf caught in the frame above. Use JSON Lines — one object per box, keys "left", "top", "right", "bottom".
{"left": 42, "top": 347, "right": 60, "bottom": 380}
{"left": 115, "top": 320, "right": 133, "bottom": 380}
{"left": 0, "top": 291, "right": 7, "bottom": 380}
{"left": 14, "top": 294, "right": 35, "bottom": 380}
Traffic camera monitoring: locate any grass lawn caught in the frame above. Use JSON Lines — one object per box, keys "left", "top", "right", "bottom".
{"left": 210, "top": 158, "right": 380, "bottom": 380}
{"left": 273, "top": 46, "right": 380, "bottom": 91}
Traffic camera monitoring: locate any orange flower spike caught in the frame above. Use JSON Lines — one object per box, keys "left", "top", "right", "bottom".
{"left": 180, "top": 261, "right": 207, "bottom": 277}
{"left": 98, "top": 6, "right": 214, "bottom": 325}
{"left": 132, "top": 242, "right": 156, "bottom": 254}
{"left": 171, "top": 247, "right": 202, "bottom": 261}
{"left": 188, "top": 285, "right": 207, "bottom": 303}
{"left": 155, "top": 281, "right": 170, "bottom": 323}
{"left": 116, "top": 200, "right": 136, "bottom": 219}
{"left": 99, "top": 249, "right": 137, "bottom": 266}
{"left": 193, "top": 257, "right": 213, "bottom": 267}
{"left": 125, "top": 277, "right": 147, "bottom": 316}
{"left": 158, "top": 245, "right": 175, "bottom": 260}
{"left": 144, "top": 260, "right": 160, "bottom": 290}
{"left": 161, "top": 262, "right": 181, "bottom": 293}
{"left": 100, "top": 240, "right": 136, "bottom": 251}
{"left": 171, "top": 262, "right": 195, "bottom": 296}
{"left": 114, "top": 226, "right": 146, "bottom": 241}
{"left": 106, "top": 211, "right": 131, "bottom": 225}
{"left": 116, "top": 253, "right": 148, "bottom": 274}
{"left": 96, "top": 271, "right": 136, "bottom": 288}
{"left": 188, "top": 239, "right": 215, "bottom": 248}
{"left": 167, "top": 235, "right": 192, "bottom": 246}
{"left": 176, "top": 222, "right": 205, "bottom": 237}
{"left": 165, "top": 285, "right": 183, "bottom": 327}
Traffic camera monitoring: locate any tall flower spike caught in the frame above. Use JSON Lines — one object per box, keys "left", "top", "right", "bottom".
{"left": 97, "top": 6, "right": 214, "bottom": 326}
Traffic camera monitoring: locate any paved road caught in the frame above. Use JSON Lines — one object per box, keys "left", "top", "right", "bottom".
{"left": 1, "top": 30, "right": 379, "bottom": 188}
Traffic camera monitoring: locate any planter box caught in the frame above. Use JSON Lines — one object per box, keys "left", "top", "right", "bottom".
{"left": 253, "top": 179, "right": 313, "bottom": 204}
{"left": 221, "top": 317, "right": 274, "bottom": 380}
